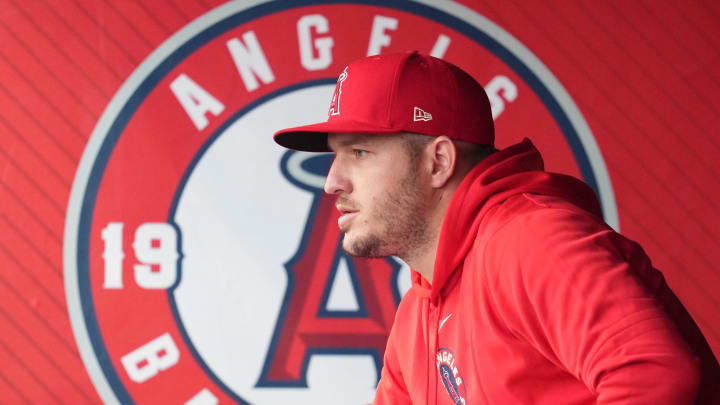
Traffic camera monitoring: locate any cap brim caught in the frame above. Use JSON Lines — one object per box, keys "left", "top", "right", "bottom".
{"left": 273, "top": 120, "right": 401, "bottom": 152}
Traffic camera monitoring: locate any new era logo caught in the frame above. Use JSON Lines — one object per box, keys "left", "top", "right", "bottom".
{"left": 413, "top": 107, "right": 432, "bottom": 122}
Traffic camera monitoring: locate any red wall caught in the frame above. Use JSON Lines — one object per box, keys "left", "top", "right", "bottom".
{"left": 0, "top": 0, "right": 718, "bottom": 403}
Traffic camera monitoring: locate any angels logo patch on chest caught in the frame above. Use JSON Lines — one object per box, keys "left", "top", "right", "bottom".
{"left": 437, "top": 348, "right": 467, "bottom": 405}
{"left": 64, "top": 1, "right": 616, "bottom": 404}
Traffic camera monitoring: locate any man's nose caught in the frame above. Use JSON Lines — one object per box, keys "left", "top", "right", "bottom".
{"left": 324, "top": 158, "right": 351, "bottom": 195}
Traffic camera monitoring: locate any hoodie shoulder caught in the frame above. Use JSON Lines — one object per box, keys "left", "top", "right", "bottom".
{"left": 479, "top": 192, "right": 608, "bottom": 243}
{"left": 477, "top": 194, "right": 704, "bottom": 403}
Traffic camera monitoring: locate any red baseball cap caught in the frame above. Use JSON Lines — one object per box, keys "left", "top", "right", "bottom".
{"left": 273, "top": 51, "right": 494, "bottom": 151}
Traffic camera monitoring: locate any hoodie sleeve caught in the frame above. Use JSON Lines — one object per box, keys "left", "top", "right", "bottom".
{"left": 372, "top": 303, "right": 412, "bottom": 405}
{"left": 372, "top": 321, "right": 413, "bottom": 405}
{"left": 486, "top": 204, "right": 700, "bottom": 404}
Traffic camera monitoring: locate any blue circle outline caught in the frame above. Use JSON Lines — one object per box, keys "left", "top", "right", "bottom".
{"left": 74, "top": 0, "right": 600, "bottom": 404}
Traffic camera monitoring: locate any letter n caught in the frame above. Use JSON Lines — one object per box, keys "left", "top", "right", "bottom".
{"left": 227, "top": 31, "right": 275, "bottom": 92}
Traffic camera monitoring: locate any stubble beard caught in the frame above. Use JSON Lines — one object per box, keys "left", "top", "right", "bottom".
{"left": 342, "top": 163, "right": 430, "bottom": 261}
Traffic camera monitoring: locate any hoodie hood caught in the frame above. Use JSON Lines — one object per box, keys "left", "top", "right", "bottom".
{"left": 411, "top": 138, "right": 603, "bottom": 303}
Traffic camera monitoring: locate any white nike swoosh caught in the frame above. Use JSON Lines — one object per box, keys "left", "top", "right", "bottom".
{"left": 439, "top": 313, "right": 453, "bottom": 331}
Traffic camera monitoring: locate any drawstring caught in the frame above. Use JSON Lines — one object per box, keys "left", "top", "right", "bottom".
{"left": 414, "top": 266, "right": 456, "bottom": 404}
{"left": 423, "top": 298, "right": 430, "bottom": 404}
{"left": 424, "top": 296, "right": 442, "bottom": 404}
{"left": 433, "top": 297, "right": 442, "bottom": 404}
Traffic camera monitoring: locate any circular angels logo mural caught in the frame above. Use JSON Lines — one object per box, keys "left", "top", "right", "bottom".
{"left": 64, "top": 1, "right": 616, "bottom": 404}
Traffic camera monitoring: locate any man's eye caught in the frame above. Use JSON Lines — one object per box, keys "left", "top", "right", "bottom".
{"left": 353, "top": 149, "right": 368, "bottom": 158}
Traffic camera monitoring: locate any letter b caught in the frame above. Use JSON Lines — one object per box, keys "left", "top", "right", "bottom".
{"left": 121, "top": 333, "right": 180, "bottom": 383}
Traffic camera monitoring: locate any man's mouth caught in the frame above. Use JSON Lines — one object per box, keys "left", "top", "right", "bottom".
{"left": 337, "top": 211, "right": 358, "bottom": 230}
{"left": 336, "top": 203, "right": 359, "bottom": 230}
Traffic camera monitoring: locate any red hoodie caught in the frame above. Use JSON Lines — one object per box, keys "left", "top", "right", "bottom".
{"left": 372, "top": 139, "right": 719, "bottom": 404}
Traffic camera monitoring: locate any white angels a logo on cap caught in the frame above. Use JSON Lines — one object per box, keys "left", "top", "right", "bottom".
{"left": 328, "top": 66, "right": 348, "bottom": 116}
{"left": 413, "top": 106, "right": 432, "bottom": 121}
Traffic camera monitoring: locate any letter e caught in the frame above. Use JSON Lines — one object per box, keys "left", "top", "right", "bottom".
{"left": 367, "top": 16, "right": 398, "bottom": 56}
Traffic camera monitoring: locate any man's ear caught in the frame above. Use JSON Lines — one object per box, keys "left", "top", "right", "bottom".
{"left": 427, "top": 136, "right": 456, "bottom": 188}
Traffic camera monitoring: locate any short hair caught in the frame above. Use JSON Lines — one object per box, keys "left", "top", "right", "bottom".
{"left": 400, "top": 132, "right": 497, "bottom": 167}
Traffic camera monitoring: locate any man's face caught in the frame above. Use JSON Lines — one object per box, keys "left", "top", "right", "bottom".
{"left": 325, "top": 133, "right": 430, "bottom": 258}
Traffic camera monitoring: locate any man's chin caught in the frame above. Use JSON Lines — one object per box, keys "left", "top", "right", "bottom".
{"left": 341, "top": 233, "right": 386, "bottom": 258}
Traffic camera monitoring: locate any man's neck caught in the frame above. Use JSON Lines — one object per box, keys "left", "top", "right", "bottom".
{"left": 403, "top": 238, "right": 438, "bottom": 284}
{"left": 401, "top": 187, "right": 456, "bottom": 285}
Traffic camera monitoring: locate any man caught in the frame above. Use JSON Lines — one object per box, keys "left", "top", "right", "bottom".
{"left": 273, "top": 51, "right": 719, "bottom": 404}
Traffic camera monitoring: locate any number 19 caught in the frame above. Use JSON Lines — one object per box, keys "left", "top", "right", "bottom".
{"left": 101, "top": 222, "right": 180, "bottom": 289}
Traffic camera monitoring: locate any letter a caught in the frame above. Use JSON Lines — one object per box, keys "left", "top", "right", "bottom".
{"left": 170, "top": 74, "right": 225, "bottom": 131}
{"left": 256, "top": 192, "right": 399, "bottom": 387}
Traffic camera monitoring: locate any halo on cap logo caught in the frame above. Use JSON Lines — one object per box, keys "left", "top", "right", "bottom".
{"left": 64, "top": 1, "right": 617, "bottom": 404}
